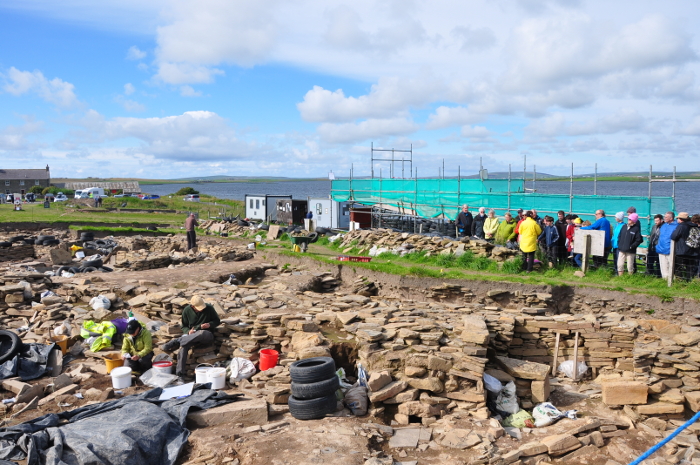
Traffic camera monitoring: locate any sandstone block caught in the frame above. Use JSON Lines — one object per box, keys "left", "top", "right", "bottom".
{"left": 427, "top": 355, "right": 453, "bottom": 372}
{"left": 440, "top": 429, "right": 482, "bottom": 449}
{"left": 531, "top": 377, "right": 550, "bottom": 403}
{"left": 407, "top": 377, "right": 444, "bottom": 393}
{"left": 496, "top": 356, "right": 550, "bottom": 381}
{"left": 368, "top": 371, "right": 392, "bottom": 392}
{"left": 519, "top": 442, "right": 547, "bottom": 457}
{"left": 398, "top": 401, "right": 442, "bottom": 418}
{"left": 383, "top": 389, "right": 419, "bottom": 404}
{"left": 637, "top": 402, "right": 684, "bottom": 415}
{"left": 673, "top": 331, "right": 700, "bottom": 346}
{"left": 685, "top": 391, "right": 700, "bottom": 412}
{"left": 602, "top": 381, "right": 647, "bottom": 405}
{"left": 541, "top": 434, "right": 581, "bottom": 456}
{"left": 187, "top": 397, "right": 267, "bottom": 428}
{"left": 369, "top": 380, "right": 408, "bottom": 403}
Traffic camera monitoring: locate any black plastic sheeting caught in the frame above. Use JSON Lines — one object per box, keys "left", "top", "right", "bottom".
{"left": 0, "top": 343, "right": 57, "bottom": 382}
{"left": 0, "top": 386, "right": 242, "bottom": 465}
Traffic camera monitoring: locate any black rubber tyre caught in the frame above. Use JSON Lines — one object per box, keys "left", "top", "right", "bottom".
{"left": 9, "top": 236, "right": 24, "bottom": 243}
{"left": 307, "top": 232, "right": 319, "bottom": 243}
{"left": 80, "top": 234, "right": 95, "bottom": 241}
{"left": 83, "top": 259, "right": 103, "bottom": 268}
{"left": 100, "top": 266, "right": 113, "bottom": 272}
{"left": 288, "top": 392, "right": 338, "bottom": 420}
{"left": 0, "top": 330, "right": 21, "bottom": 364}
{"left": 291, "top": 376, "right": 340, "bottom": 400}
{"left": 259, "top": 224, "right": 269, "bottom": 231}
{"left": 83, "top": 241, "right": 97, "bottom": 249}
{"left": 37, "top": 235, "right": 54, "bottom": 242}
{"left": 289, "top": 357, "right": 336, "bottom": 384}
{"left": 23, "top": 238, "right": 36, "bottom": 245}
{"left": 315, "top": 227, "right": 329, "bottom": 234}
{"left": 68, "top": 267, "right": 80, "bottom": 274}
{"left": 0, "top": 242, "right": 11, "bottom": 248}
{"left": 56, "top": 266, "right": 71, "bottom": 276}
{"left": 35, "top": 239, "right": 44, "bottom": 245}
{"left": 80, "top": 266, "right": 97, "bottom": 273}
{"left": 94, "top": 240, "right": 108, "bottom": 247}
{"left": 43, "top": 239, "right": 59, "bottom": 246}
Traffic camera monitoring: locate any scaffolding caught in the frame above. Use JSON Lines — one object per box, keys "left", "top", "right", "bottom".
{"left": 333, "top": 160, "right": 683, "bottom": 236}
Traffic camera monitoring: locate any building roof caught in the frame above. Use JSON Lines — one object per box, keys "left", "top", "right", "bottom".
{"left": 0, "top": 168, "right": 50, "bottom": 180}
{"left": 64, "top": 181, "right": 141, "bottom": 193}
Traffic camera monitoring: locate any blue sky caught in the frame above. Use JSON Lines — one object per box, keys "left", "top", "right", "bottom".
{"left": 1, "top": 0, "right": 699, "bottom": 179}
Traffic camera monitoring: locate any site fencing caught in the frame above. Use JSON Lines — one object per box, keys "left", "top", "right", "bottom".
{"left": 331, "top": 178, "right": 676, "bottom": 237}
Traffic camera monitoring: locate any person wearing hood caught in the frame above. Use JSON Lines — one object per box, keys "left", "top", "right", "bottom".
{"left": 611, "top": 212, "right": 625, "bottom": 271}
{"left": 122, "top": 319, "right": 154, "bottom": 373}
{"left": 617, "top": 213, "right": 643, "bottom": 276}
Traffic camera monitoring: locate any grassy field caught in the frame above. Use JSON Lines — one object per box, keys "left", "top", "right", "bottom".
{"left": 262, "top": 235, "right": 700, "bottom": 302}
{"left": 0, "top": 193, "right": 245, "bottom": 226}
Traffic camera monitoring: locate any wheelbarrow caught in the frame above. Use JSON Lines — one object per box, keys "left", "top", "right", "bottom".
{"left": 290, "top": 232, "right": 318, "bottom": 252}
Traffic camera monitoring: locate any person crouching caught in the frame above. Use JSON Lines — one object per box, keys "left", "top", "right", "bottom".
{"left": 122, "top": 319, "right": 154, "bottom": 374}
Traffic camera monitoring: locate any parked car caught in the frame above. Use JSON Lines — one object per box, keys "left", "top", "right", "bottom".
{"left": 55, "top": 193, "right": 68, "bottom": 202}
{"left": 142, "top": 194, "right": 160, "bottom": 200}
{"left": 183, "top": 194, "right": 200, "bottom": 202}
{"left": 44, "top": 193, "right": 55, "bottom": 202}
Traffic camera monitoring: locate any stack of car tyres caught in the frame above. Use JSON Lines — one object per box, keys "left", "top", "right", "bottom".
{"left": 288, "top": 357, "right": 339, "bottom": 420}
{"left": 80, "top": 232, "right": 94, "bottom": 242}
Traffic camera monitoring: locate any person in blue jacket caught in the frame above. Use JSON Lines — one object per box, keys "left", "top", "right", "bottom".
{"left": 581, "top": 209, "right": 612, "bottom": 268}
{"left": 538, "top": 215, "right": 560, "bottom": 268}
{"left": 656, "top": 211, "right": 678, "bottom": 279}
{"left": 610, "top": 212, "right": 625, "bottom": 271}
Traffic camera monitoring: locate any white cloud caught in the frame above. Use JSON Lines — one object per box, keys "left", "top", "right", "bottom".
{"left": 426, "top": 106, "right": 480, "bottom": 129}
{"left": 0, "top": 116, "right": 45, "bottom": 151}
{"left": 2, "top": 67, "right": 78, "bottom": 108}
{"left": 123, "top": 83, "right": 135, "bottom": 95}
{"left": 676, "top": 116, "right": 700, "bottom": 136}
{"left": 527, "top": 109, "right": 647, "bottom": 137}
{"left": 450, "top": 26, "right": 496, "bottom": 53}
{"left": 69, "top": 110, "right": 272, "bottom": 162}
{"left": 154, "top": 0, "right": 279, "bottom": 84}
{"left": 126, "top": 46, "right": 147, "bottom": 60}
{"left": 298, "top": 75, "right": 444, "bottom": 123}
{"left": 180, "top": 85, "right": 202, "bottom": 97}
{"left": 461, "top": 125, "right": 493, "bottom": 140}
{"left": 317, "top": 117, "right": 419, "bottom": 144}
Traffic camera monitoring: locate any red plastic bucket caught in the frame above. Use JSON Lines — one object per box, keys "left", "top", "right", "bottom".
{"left": 259, "top": 349, "right": 279, "bottom": 371}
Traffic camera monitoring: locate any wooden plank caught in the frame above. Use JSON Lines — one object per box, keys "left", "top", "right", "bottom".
{"left": 552, "top": 332, "right": 561, "bottom": 376}
{"left": 573, "top": 331, "right": 580, "bottom": 381}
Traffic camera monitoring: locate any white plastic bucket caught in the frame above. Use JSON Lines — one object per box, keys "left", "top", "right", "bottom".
{"left": 208, "top": 367, "right": 226, "bottom": 390}
{"left": 152, "top": 361, "right": 173, "bottom": 375}
{"left": 111, "top": 366, "right": 132, "bottom": 389}
{"left": 195, "top": 365, "right": 212, "bottom": 384}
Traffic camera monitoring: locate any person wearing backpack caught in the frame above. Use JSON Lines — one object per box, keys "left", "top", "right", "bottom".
{"left": 670, "top": 212, "right": 700, "bottom": 280}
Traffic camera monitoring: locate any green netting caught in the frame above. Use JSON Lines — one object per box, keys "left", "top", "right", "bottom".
{"left": 331, "top": 178, "right": 675, "bottom": 235}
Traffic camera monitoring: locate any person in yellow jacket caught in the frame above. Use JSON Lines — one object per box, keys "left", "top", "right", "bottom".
{"left": 518, "top": 211, "right": 542, "bottom": 273}
{"left": 122, "top": 319, "right": 154, "bottom": 374}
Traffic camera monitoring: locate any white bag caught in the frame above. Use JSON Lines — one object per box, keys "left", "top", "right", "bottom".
{"left": 495, "top": 381, "right": 519, "bottom": 415}
{"left": 89, "top": 295, "right": 111, "bottom": 311}
{"left": 227, "top": 357, "right": 256, "bottom": 383}
{"left": 483, "top": 373, "right": 503, "bottom": 394}
{"left": 558, "top": 360, "right": 588, "bottom": 379}
{"left": 532, "top": 402, "right": 578, "bottom": 427}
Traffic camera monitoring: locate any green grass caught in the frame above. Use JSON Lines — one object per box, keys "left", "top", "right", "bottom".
{"left": 279, "top": 244, "right": 700, "bottom": 301}
{"left": 0, "top": 193, "right": 244, "bottom": 226}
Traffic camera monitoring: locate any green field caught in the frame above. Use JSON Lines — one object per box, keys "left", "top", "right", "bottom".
{"left": 0, "top": 194, "right": 245, "bottom": 226}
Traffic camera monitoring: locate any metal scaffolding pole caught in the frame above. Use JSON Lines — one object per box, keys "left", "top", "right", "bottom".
{"left": 594, "top": 163, "right": 597, "bottom": 195}
{"left": 569, "top": 163, "right": 574, "bottom": 215}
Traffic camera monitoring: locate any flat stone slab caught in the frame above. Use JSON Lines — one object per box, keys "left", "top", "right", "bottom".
{"left": 496, "top": 356, "right": 550, "bottom": 381}
{"left": 186, "top": 397, "right": 267, "bottom": 428}
{"left": 389, "top": 427, "right": 421, "bottom": 448}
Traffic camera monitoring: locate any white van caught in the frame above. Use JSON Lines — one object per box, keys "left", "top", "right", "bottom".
{"left": 74, "top": 187, "right": 105, "bottom": 199}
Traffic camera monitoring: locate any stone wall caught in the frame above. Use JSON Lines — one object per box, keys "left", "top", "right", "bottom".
{"left": 0, "top": 244, "right": 35, "bottom": 263}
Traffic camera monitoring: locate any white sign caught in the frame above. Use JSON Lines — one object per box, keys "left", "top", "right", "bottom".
{"left": 573, "top": 229, "right": 606, "bottom": 257}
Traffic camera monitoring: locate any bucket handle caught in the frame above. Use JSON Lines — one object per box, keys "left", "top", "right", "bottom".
{"left": 196, "top": 363, "right": 213, "bottom": 369}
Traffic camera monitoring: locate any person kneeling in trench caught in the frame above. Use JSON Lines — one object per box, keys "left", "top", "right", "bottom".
{"left": 160, "top": 295, "right": 220, "bottom": 378}
{"left": 122, "top": 319, "right": 154, "bottom": 374}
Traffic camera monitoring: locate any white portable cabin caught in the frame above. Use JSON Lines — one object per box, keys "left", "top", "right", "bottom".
{"left": 245, "top": 194, "right": 292, "bottom": 221}
{"left": 307, "top": 198, "right": 351, "bottom": 229}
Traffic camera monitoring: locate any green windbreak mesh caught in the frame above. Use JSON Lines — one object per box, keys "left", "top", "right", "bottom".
{"left": 331, "top": 178, "right": 675, "bottom": 236}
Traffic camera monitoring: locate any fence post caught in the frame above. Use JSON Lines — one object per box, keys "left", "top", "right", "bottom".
{"left": 668, "top": 240, "right": 675, "bottom": 287}
{"left": 581, "top": 235, "right": 592, "bottom": 274}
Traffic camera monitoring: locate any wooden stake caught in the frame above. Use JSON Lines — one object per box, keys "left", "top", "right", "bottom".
{"left": 573, "top": 331, "right": 580, "bottom": 381}
{"left": 551, "top": 332, "right": 561, "bottom": 376}
{"left": 581, "top": 235, "right": 591, "bottom": 274}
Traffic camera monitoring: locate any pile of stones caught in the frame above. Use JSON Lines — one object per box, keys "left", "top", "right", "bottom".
{"left": 333, "top": 229, "right": 519, "bottom": 262}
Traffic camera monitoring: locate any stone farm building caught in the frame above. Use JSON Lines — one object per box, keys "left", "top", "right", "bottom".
{"left": 0, "top": 165, "right": 50, "bottom": 195}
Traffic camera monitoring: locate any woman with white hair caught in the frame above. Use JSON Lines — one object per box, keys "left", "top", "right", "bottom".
{"left": 472, "top": 207, "right": 487, "bottom": 239}
{"left": 484, "top": 209, "right": 500, "bottom": 241}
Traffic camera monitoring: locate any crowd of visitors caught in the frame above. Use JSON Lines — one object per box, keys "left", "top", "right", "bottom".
{"left": 455, "top": 204, "right": 700, "bottom": 279}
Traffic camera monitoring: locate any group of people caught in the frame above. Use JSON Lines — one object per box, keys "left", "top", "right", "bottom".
{"left": 455, "top": 204, "right": 700, "bottom": 279}
{"left": 121, "top": 295, "right": 220, "bottom": 377}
